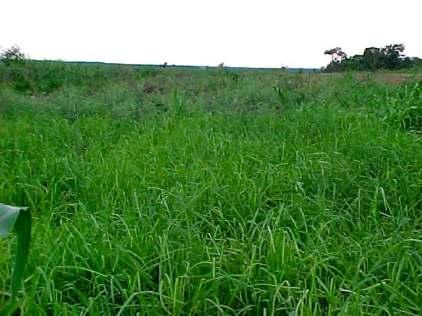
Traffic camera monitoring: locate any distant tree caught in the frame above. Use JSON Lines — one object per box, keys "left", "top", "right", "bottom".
{"left": 324, "top": 47, "right": 348, "bottom": 72}
{"left": 0, "top": 45, "right": 25, "bottom": 65}
{"left": 412, "top": 57, "right": 422, "bottom": 69}
{"left": 324, "top": 47, "right": 347, "bottom": 63}
{"left": 324, "top": 43, "right": 414, "bottom": 72}
{"left": 381, "top": 44, "right": 406, "bottom": 69}
{"left": 362, "top": 47, "right": 384, "bottom": 70}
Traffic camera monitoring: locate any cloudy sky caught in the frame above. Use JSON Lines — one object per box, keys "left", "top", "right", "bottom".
{"left": 1, "top": 0, "right": 421, "bottom": 68}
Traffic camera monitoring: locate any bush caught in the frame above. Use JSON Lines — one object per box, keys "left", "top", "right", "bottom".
{"left": 0, "top": 46, "right": 25, "bottom": 65}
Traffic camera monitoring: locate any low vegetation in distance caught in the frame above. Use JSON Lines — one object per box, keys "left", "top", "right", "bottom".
{"left": 0, "top": 46, "right": 421, "bottom": 315}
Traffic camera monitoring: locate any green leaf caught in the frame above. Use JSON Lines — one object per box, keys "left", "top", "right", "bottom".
{"left": 0, "top": 203, "right": 32, "bottom": 298}
{"left": 0, "top": 204, "right": 25, "bottom": 237}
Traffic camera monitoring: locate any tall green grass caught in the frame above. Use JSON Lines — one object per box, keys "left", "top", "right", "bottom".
{"left": 0, "top": 63, "right": 421, "bottom": 315}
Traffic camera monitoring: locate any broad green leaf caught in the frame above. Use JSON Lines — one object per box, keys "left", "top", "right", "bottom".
{"left": 11, "top": 208, "right": 31, "bottom": 297}
{"left": 0, "top": 203, "right": 31, "bottom": 298}
{"left": 0, "top": 204, "right": 26, "bottom": 237}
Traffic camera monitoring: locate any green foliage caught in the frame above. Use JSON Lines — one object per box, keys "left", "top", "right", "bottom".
{"left": 0, "top": 58, "right": 141, "bottom": 94}
{"left": 0, "top": 63, "right": 421, "bottom": 314}
{"left": 0, "top": 204, "right": 32, "bottom": 298}
{"left": 325, "top": 44, "right": 415, "bottom": 72}
{"left": 272, "top": 86, "right": 289, "bottom": 105}
{"left": 383, "top": 82, "right": 422, "bottom": 131}
{"left": 0, "top": 46, "right": 25, "bottom": 65}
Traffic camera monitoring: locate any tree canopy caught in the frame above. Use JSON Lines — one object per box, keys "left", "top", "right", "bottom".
{"left": 324, "top": 44, "right": 414, "bottom": 72}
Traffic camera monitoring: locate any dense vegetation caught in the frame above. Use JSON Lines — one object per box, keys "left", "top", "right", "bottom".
{"left": 0, "top": 58, "right": 421, "bottom": 315}
{"left": 324, "top": 44, "right": 420, "bottom": 72}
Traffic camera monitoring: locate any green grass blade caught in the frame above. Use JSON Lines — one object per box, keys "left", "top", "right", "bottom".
{"left": 11, "top": 209, "right": 32, "bottom": 298}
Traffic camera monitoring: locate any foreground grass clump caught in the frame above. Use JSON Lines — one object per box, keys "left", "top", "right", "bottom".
{"left": 0, "top": 64, "right": 421, "bottom": 315}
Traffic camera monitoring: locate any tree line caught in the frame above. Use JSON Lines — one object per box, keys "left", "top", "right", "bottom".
{"left": 323, "top": 44, "right": 421, "bottom": 72}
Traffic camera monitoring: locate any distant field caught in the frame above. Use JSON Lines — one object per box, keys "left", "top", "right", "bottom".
{"left": 0, "top": 62, "right": 421, "bottom": 315}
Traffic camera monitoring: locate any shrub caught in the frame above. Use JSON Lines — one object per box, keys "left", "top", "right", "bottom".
{"left": 0, "top": 46, "right": 25, "bottom": 65}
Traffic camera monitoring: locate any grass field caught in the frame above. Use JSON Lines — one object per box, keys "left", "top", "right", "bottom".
{"left": 0, "top": 62, "right": 421, "bottom": 315}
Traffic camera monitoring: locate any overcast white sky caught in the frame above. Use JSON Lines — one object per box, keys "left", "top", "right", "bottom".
{"left": 1, "top": 0, "right": 421, "bottom": 68}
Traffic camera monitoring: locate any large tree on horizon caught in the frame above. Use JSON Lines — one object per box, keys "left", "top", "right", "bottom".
{"left": 324, "top": 47, "right": 347, "bottom": 63}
